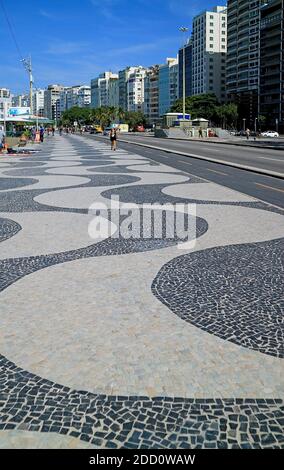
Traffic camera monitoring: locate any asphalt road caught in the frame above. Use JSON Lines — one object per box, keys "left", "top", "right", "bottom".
{"left": 118, "top": 134, "right": 284, "bottom": 177}
{"left": 89, "top": 135, "right": 284, "bottom": 209}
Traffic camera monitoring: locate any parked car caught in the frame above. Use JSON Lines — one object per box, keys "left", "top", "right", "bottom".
{"left": 103, "top": 127, "right": 111, "bottom": 136}
{"left": 261, "top": 130, "right": 279, "bottom": 138}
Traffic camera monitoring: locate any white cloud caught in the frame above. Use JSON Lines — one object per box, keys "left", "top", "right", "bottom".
{"left": 46, "top": 41, "right": 90, "bottom": 55}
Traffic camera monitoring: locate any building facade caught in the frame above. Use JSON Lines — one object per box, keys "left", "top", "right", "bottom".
{"left": 159, "top": 57, "right": 179, "bottom": 116}
{"left": 192, "top": 6, "right": 227, "bottom": 101}
{"left": 32, "top": 89, "right": 45, "bottom": 116}
{"left": 226, "top": 0, "right": 266, "bottom": 128}
{"left": 108, "top": 78, "right": 119, "bottom": 107}
{"left": 44, "top": 84, "right": 65, "bottom": 121}
{"left": 11, "top": 94, "right": 30, "bottom": 108}
{"left": 77, "top": 86, "right": 91, "bottom": 108}
{"left": 144, "top": 65, "right": 160, "bottom": 124}
{"left": 259, "top": 0, "right": 284, "bottom": 133}
{"left": 126, "top": 66, "right": 147, "bottom": 113}
{"left": 91, "top": 72, "right": 118, "bottom": 108}
{"left": 0, "top": 88, "right": 12, "bottom": 119}
{"left": 178, "top": 40, "right": 193, "bottom": 99}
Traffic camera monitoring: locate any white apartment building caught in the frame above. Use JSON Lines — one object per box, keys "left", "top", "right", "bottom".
{"left": 126, "top": 66, "right": 147, "bottom": 113}
{"left": 91, "top": 72, "right": 119, "bottom": 108}
{"left": 44, "top": 84, "right": 65, "bottom": 121}
{"left": 0, "top": 88, "right": 12, "bottom": 119}
{"left": 192, "top": 5, "right": 227, "bottom": 101}
{"left": 32, "top": 89, "right": 45, "bottom": 116}
{"left": 12, "top": 94, "right": 30, "bottom": 108}
{"left": 60, "top": 85, "right": 91, "bottom": 113}
{"left": 118, "top": 67, "right": 142, "bottom": 111}
{"left": 77, "top": 86, "right": 91, "bottom": 108}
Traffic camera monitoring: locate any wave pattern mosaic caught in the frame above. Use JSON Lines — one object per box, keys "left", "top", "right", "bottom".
{"left": 0, "top": 135, "right": 283, "bottom": 449}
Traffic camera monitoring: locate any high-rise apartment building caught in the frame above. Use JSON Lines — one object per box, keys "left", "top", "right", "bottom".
{"left": 178, "top": 40, "right": 193, "bottom": 99}
{"left": 44, "top": 84, "right": 65, "bottom": 121}
{"left": 192, "top": 6, "right": 227, "bottom": 101}
{"left": 12, "top": 94, "right": 30, "bottom": 108}
{"left": 77, "top": 86, "right": 91, "bottom": 108}
{"left": 159, "top": 57, "right": 179, "bottom": 116}
{"left": 60, "top": 85, "right": 91, "bottom": 113}
{"left": 0, "top": 88, "right": 12, "bottom": 119}
{"left": 226, "top": 0, "right": 266, "bottom": 127}
{"left": 32, "top": 89, "right": 45, "bottom": 116}
{"left": 108, "top": 78, "right": 119, "bottom": 107}
{"left": 144, "top": 65, "right": 160, "bottom": 124}
{"left": 91, "top": 72, "right": 118, "bottom": 108}
{"left": 259, "top": 0, "right": 284, "bottom": 133}
{"left": 126, "top": 66, "right": 147, "bottom": 113}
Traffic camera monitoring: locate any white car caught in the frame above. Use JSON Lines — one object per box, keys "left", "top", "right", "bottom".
{"left": 261, "top": 130, "right": 279, "bottom": 138}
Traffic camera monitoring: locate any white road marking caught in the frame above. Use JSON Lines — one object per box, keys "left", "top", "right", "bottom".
{"left": 255, "top": 183, "right": 284, "bottom": 194}
{"left": 207, "top": 168, "right": 228, "bottom": 176}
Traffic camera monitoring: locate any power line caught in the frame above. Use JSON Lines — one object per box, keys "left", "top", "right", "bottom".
{"left": 0, "top": 0, "right": 24, "bottom": 62}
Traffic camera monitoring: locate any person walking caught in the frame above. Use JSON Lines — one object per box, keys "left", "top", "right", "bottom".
{"left": 110, "top": 127, "right": 118, "bottom": 151}
{"left": 52, "top": 127, "right": 55, "bottom": 136}
{"left": 245, "top": 128, "right": 250, "bottom": 140}
{"left": 39, "top": 126, "right": 45, "bottom": 143}
{"left": 199, "top": 127, "right": 203, "bottom": 138}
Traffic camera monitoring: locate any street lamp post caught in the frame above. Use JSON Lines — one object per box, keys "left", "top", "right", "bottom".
{"left": 254, "top": 117, "right": 258, "bottom": 135}
{"left": 22, "top": 57, "right": 33, "bottom": 116}
{"left": 243, "top": 118, "right": 246, "bottom": 133}
{"left": 179, "top": 27, "right": 189, "bottom": 124}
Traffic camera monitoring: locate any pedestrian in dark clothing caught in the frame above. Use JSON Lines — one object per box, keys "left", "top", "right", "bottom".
{"left": 110, "top": 127, "right": 119, "bottom": 151}
{"left": 40, "top": 127, "right": 44, "bottom": 143}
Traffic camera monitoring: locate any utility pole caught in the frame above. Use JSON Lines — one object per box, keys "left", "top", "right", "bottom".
{"left": 22, "top": 56, "right": 33, "bottom": 115}
{"left": 179, "top": 27, "right": 189, "bottom": 124}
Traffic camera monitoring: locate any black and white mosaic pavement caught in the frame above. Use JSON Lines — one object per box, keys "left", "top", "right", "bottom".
{"left": 0, "top": 177, "right": 39, "bottom": 191}
{"left": 0, "top": 217, "right": 21, "bottom": 243}
{"left": 0, "top": 210, "right": 208, "bottom": 293}
{"left": 0, "top": 355, "right": 283, "bottom": 449}
{"left": 0, "top": 135, "right": 283, "bottom": 449}
{"left": 152, "top": 238, "right": 284, "bottom": 359}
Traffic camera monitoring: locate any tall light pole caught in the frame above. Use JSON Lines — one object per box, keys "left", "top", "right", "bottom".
{"left": 22, "top": 56, "right": 33, "bottom": 115}
{"left": 179, "top": 27, "right": 189, "bottom": 123}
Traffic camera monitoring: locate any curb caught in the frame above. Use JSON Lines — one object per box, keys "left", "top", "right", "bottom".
{"left": 117, "top": 138, "right": 284, "bottom": 180}
{"left": 125, "top": 135, "right": 284, "bottom": 151}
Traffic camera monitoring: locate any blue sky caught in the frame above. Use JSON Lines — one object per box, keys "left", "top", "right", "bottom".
{"left": 0, "top": 0, "right": 226, "bottom": 94}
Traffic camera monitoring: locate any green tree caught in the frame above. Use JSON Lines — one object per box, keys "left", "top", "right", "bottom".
{"left": 171, "top": 94, "right": 240, "bottom": 127}
{"left": 216, "top": 103, "right": 238, "bottom": 128}
{"left": 61, "top": 107, "right": 92, "bottom": 126}
{"left": 124, "top": 111, "right": 147, "bottom": 129}
{"left": 171, "top": 93, "right": 220, "bottom": 122}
